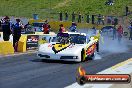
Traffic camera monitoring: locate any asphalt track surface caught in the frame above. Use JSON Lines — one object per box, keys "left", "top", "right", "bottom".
{"left": 0, "top": 42, "right": 132, "bottom": 88}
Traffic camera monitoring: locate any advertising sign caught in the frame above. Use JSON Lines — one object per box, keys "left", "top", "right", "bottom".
{"left": 26, "top": 35, "right": 39, "bottom": 50}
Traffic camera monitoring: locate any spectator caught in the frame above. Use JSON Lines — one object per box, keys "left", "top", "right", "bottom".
{"left": 125, "top": 6, "right": 129, "bottom": 16}
{"left": 113, "top": 17, "right": 118, "bottom": 27}
{"left": 117, "top": 25, "right": 123, "bottom": 42}
{"left": 82, "top": 15, "right": 84, "bottom": 23}
{"left": 128, "top": 24, "right": 132, "bottom": 40}
{"left": 86, "top": 14, "right": 90, "bottom": 23}
{"left": 102, "top": 15, "right": 105, "bottom": 25}
{"left": 24, "top": 22, "right": 30, "bottom": 29}
{"left": 97, "top": 14, "right": 104, "bottom": 25}
{"left": 59, "top": 24, "right": 65, "bottom": 33}
{"left": 97, "top": 14, "right": 101, "bottom": 24}
{"left": 59, "top": 11, "right": 63, "bottom": 21}
{"left": 69, "top": 22, "right": 77, "bottom": 32}
{"left": 78, "top": 12, "right": 81, "bottom": 23}
{"left": 65, "top": 11, "right": 68, "bottom": 21}
{"left": 92, "top": 15, "right": 95, "bottom": 24}
{"left": 12, "top": 19, "right": 24, "bottom": 48}
{"left": 107, "top": 16, "right": 112, "bottom": 24}
{"left": 112, "top": 19, "right": 115, "bottom": 25}
{"left": 42, "top": 20, "right": 50, "bottom": 34}
{"left": 24, "top": 22, "right": 32, "bottom": 32}
{"left": 1, "top": 16, "right": 11, "bottom": 41}
{"left": 72, "top": 12, "right": 76, "bottom": 22}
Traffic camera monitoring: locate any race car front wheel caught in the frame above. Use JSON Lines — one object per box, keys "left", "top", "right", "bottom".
{"left": 81, "top": 49, "right": 86, "bottom": 62}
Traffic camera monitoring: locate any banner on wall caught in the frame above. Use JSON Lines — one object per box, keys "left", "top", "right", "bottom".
{"left": 26, "top": 35, "right": 39, "bottom": 50}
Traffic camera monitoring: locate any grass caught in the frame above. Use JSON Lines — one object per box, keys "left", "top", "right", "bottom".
{"left": 0, "top": 0, "right": 131, "bottom": 18}
{"left": 0, "top": 0, "right": 63, "bottom": 18}
{"left": 0, "top": 0, "right": 131, "bottom": 31}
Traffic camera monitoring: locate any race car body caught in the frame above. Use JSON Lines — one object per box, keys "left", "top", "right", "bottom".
{"left": 37, "top": 32, "right": 99, "bottom": 62}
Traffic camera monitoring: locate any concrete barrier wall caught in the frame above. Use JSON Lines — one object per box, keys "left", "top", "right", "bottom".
{"left": 0, "top": 32, "right": 14, "bottom": 55}
{"left": 0, "top": 32, "right": 56, "bottom": 53}
{"left": 0, "top": 41, "right": 14, "bottom": 55}
{"left": 17, "top": 35, "right": 27, "bottom": 52}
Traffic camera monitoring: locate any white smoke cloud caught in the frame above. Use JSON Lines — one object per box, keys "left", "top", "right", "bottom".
{"left": 79, "top": 28, "right": 129, "bottom": 54}
{"left": 94, "top": 53, "right": 102, "bottom": 60}
{"left": 100, "top": 36, "right": 128, "bottom": 53}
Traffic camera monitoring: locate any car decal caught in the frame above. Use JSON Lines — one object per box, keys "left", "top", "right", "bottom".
{"left": 48, "top": 44, "right": 53, "bottom": 47}
{"left": 52, "top": 43, "right": 72, "bottom": 54}
{"left": 86, "top": 44, "right": 96, "bottom": 56}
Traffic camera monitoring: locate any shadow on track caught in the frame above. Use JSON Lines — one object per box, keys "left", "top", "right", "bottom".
{"left": 31, "top": 59, "right": 79, "bottom": 64}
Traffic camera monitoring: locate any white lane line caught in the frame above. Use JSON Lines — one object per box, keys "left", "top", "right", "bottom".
{"left": 65, "top": 58, "right": 132, "bottom": 88}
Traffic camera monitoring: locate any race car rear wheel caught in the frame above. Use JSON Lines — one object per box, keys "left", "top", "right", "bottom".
{"left": 81, "top": 49, "right": 86, "bottom": 62}
{"left": 88, "top": 52, "right": 96, "bottom": 60}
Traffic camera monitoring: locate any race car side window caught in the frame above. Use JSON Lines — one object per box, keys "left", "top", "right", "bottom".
{"left": 78, "top": 35, "right": 86, "bottom": 44}
{"left": 69, "top": 34, "right": 86, "bottom": 44}
{"left": 51, "top": 37, "right": 56, "bottom": 42}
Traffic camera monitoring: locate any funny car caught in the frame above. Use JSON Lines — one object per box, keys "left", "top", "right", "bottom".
{"left": 37, "top": 32, "right": 99, "bottom": 62}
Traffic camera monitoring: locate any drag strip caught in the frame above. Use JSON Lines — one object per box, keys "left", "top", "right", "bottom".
{"left": 0, "top": 50, "right": 132, "bottom": 88}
